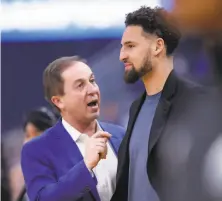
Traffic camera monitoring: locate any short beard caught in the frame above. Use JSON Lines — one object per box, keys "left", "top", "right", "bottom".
{"left": 124, "top": 56, "right": 152, "bottom": 84}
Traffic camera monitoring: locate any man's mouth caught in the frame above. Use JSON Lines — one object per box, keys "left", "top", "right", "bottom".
{"left": 124, "top": 63, "right": 132, "bottom": 69}
{"left": 87, "top": 100, "right": 98, "bottom": 107}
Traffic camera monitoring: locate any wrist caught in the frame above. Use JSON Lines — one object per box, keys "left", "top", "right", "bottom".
{"left": 84, "top": 159, "right": 93, "bottom": 170}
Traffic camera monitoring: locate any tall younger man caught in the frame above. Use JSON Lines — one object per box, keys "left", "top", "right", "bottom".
{"left": 112, "top": 6, "right": 222, "bottom": 201}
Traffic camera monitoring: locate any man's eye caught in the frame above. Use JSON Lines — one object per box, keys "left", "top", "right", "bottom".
{"left": 90, "top": 79, "right": 95, "bottom": 83}
{"left": 128, "top": 44, "right": 134, "bottom": 48}
{"left": 78, "top": 83, "right": 83, "bottom": 88}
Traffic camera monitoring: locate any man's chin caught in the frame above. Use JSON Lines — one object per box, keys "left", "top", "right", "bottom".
{"left": 124, "top": 70, "right": 140, "bottom": 84}
{"left": 124, "top": 75, "right": 139, "bottom": 84}
{"left": 88, "top": 112, "right": 100, "bottom": 120}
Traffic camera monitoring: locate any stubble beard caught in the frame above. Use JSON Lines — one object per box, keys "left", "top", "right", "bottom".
{"left": 124, "top": 56, "right": 152, "bottom": 84}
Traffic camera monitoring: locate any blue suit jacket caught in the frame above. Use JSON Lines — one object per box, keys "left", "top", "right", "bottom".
{"left": 21, "top": 120, "right": 125, "bottom": 201}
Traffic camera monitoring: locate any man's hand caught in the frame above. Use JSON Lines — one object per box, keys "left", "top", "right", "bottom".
{"left": 84, "top": 131, "right": 111, "bottom": 170}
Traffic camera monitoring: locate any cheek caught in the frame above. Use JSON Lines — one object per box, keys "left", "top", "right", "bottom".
{"left": 132, "top": 56, "right": 143, "bottom": 70}
{"left": 130, "top": 49, "right": 144, "bottom": 65}
{"left": 66, "top": 92, "right": 86, "bottom": 108}
{"left": 25, "top": 131, "right": 35, "bottom": 140}
{"left": 24, "top": 133, "right": 31, "bottom": 140}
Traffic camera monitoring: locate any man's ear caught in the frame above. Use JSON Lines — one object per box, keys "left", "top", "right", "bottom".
{"left": 51, "top": 96, "right": 63, "bottom": 110}
{"left": 153, "top": 38, "right": 165, "bottom": 56}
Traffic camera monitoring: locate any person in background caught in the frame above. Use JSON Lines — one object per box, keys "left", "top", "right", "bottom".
{"left": 17, "top": 107, "right": 58, "bottom": 201}
{"left": 162, "top": 0, "right": 222, "bottom": 85}
{"left": 2, "top": 142, "right": 11, "bottom": 201}
{"left": 23, "top": 107, "right": 58, "bottom": 144}
{"left": 21, "top": 56, "right": 125, "bottom": 201}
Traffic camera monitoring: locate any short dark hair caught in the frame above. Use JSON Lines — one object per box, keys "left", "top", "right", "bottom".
{"left": 125, "top": 6, "right": 181, "bottom": 55}
{"left": 43, "top": 56, "right": 86, "bottom": 107}
{"left": 23, "top": 107, "right": 58, "bottom": 131}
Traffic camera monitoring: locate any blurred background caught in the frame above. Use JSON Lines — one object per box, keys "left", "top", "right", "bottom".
{"left": 1, "top": 0, "right": 221, "bottom": 201}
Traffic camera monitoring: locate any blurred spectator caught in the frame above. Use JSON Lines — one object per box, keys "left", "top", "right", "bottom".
{"left": 15, "top": 107, "right": 58, "bottom": 201}
{"left": 23, "top": 107, "right": 58, "bottom": 144}
{"left": 169, "top": 0, "right": 222, "bottom": 33}
{"left": 162, "top": 0, "right": 222, "bottom": 85}
{"left": 1, "top": 142, "right": 11, "bottom": 201}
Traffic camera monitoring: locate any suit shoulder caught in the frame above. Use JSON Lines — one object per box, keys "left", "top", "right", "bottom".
{"left": 100, "top": 121, "right": 125, "bottom": 131}
{"left": 177, "top": 76, "right": 220, "bottom": 106}
{"left": 178, "top": 75, "right": 205, "bottom": 92}
{"left": 21, "top": 126, "right": 55, "bottom": 155}
{"left": 99, "top": 122, "right": 125, "bottom": 136}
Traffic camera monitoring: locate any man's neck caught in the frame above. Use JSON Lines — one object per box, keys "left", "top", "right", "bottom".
{"left": 62, "top": 115, "right": 97, "bottom": 136}
{"left": 142, "top": 58, "right": 173, "bottom": 95}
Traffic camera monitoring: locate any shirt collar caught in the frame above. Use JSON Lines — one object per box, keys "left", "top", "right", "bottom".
{"left": 62, "top": 118, "right": 102, "bottom": 142}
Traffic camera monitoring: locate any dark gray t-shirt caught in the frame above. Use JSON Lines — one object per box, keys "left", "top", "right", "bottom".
{"left": 128, "top": 93, "right": 161, "bottom": 201}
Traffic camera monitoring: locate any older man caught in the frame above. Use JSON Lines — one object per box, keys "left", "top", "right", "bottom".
{"left": 21, "top": 56, "right": 125, "bottom": 201}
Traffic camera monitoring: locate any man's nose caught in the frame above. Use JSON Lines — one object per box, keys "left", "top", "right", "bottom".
{"left": 87, "top": 83, "right": 98, "bottom": 94}
{"left": 119, "top": 50, "right": 128, "bottom": 62}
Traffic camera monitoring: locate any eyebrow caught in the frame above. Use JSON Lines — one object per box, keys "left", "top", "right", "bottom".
{"left": 121, "top": 41, "right": 136, "bottom": 47}
{"left": 73, "top": 79, "right": 84, "bottom": 86}
{"left": 89, "top": 73, "right": 94, "bottom": 78}
{"left": 73, "top": 73, "right": 95, "bottom": 84}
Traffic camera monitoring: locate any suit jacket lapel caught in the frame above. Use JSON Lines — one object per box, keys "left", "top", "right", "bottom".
{"left": 99, "top": 122, "right": 118, "bottom": 155}
{"left": 116, "top": 93, "right": 146, "bottom": 183}
{"left": 52, "top": 120, "right": 100, "bottom": 201}
{"left": 53, "top": 120, "right": 83, "bottom": 163}
{"left": 148, "top": 70, "right": 178, "bottom": 154}
{"left": 127, "top": 93, "right": 146, "bottom": 141}
{"left": 148, "top": 99, "right": 171, "bottom": 154}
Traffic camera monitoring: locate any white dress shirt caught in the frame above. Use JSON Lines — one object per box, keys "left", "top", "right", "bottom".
{"left": 62, "top": 119, "right": 117, "bottom": 201}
